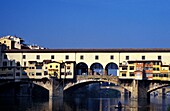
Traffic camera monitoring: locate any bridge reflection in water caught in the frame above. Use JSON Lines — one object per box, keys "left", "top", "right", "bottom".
{"left": 0, "top": 87, "right": 170, "bottom": 111}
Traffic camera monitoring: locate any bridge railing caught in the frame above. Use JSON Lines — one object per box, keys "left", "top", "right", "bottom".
{"left": 76, "top": 75, "right": 118, "bottom": 83}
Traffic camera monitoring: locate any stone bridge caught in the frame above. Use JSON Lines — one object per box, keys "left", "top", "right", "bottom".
{"left": 64, "top": 75, "right": 132, "bottom": 94}
{"left": 63, "top": 75, "right": 170, "bottom": 101}
{"left": 0, "top": 76, "right": 170, "bottom": 101}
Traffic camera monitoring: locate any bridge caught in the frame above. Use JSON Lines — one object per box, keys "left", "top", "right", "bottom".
{"left": 0, "top": 75, "right": 170, "bottom": 102}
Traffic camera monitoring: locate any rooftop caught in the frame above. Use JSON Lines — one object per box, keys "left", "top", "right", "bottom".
{"left": 3, "top": 48, "right": 170, "bottom": 53}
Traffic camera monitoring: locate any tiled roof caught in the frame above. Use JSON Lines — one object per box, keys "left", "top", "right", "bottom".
{"left": 3, "top": 48, "right": 170, "bottom": 53}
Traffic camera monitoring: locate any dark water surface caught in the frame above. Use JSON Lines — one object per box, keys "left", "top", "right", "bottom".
{"left": 0, "top": 84, "right": 170, "bottom": 111}
{"left": 0, "top": 96, "right": 170, "bottom": 111}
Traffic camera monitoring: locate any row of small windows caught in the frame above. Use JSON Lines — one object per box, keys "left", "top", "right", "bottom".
{"left": 22, "top": 55, "right": 115, "bottom": 60}
{"left": 122, "top": 72, "right": 135, "bottom": 77}
{"left": 122, "top": 67, "right": 162, "bottom": 71}
{"left": 122, "top": 73, "right": 169, "bottom": 77}
{"left": 21, "top": 55, "right": 163, "bottom": 60}
{"left": 126, "top": 56, "right": 162, "bottom": 60}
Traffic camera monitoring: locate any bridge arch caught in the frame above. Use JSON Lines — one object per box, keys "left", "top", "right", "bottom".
{"left": 0, "top": 80, "right": 50, "bottom": 97}
{"left": 147, "top": 84, "right": 170, "bottom": 94}
{"left": 90, "top": 62, "right": 103, "bottom": 75}
{"left": 64, "top": 81, "right": 126, "bottom": 94}
{"left": 76, "top": 62, "right": 88, "bottom": 75}
{"left": 105, "top": 62, "right": 118, "bottom": 76}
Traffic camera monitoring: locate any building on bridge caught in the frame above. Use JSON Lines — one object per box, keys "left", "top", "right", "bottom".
{"left": 0, "top": 48, "right": 170, "bottom": 81}
{"left": 0, "top": 36, "right": 170, "bottom": 81}
{"left": 0, "top": 36, "right": 170, "bottom": 99}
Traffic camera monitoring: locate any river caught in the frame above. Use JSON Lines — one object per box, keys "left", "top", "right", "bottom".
{"left": 0, "top": 83, "right": 170, "bottom": 111}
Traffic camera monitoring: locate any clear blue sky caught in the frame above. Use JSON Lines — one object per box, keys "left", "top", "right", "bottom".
{"left": 0, "top": 0, "right": 170, "bottom": 48}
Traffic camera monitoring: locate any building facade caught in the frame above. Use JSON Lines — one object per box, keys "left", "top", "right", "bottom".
{"left": 0, "top": 48, "right": 170, "bottom": 81}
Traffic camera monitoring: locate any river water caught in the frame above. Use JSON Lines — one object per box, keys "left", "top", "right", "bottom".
{"left": 0, "top": 84, "right": 170, "bottom": 111}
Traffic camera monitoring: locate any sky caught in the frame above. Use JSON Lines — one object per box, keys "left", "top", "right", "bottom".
{"left": 0, "top": 0, "right": 170, "bottom": 48}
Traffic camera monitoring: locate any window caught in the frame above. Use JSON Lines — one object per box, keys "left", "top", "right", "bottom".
{"left": 16, "top": 62, "right": 20, "bottom": 66}
{"left": 110, "top": 55, "right": 114, "bottom": 60}
{"left": 61, "top": 64, "right": 65, "bottom": 68}
{"left": 67, "top": 66, "right": 70, "bottom": 69}
{"left": 36, "top": 73, "right": 42, "bottom": 76}
{"left": 126, "top": 56, "right": 129, "bottom": 60}
{"left": 153, "top": 67, "right": 159, "bottom": 71}
{"left": 122, "top": 67, "right": 127, "bottom": 70}
{"left": 22, "top": 72, "right": 27, "bottom": 75}
{"left": 16, "top": 72, "right": 20, "bottom": 76}
{"left": 164, "top": 74, "right": 168, "bottom": 77}
{"left": 153, "top": 62, "right": 159, "bottom": 65}
{"left": 36, "top": 55, "right": 40, "bottom": 59}
{"left": 56, "top": 65, "right": 58, "bottom": 68}
{"left": 142, "top": 56, "right": 145, "bottom": 60}
{"left": 23, "top": 67, "right": 27, "bottom": 70}
{"left": 130, "top": 66, "right": 134, "bottom": 70}
{"left": 65, "top": 55, "right": 69, "bottom": 60}
{"left": 4, "top": 41, "right": 6, "bottom": 43}
{"left": 4, "top": 54, "right": 7, "bottom": 59}
{"left": 159, "top": 74, "right": 163, "bottom": 77}
{"left": 23, "top": 55, "right": 26, "bottom": 59}
{"left": 66, "top": 71, "right": 72, "bottom": 75}
{"left": 130, "top": 72, "right": 134, "bottom": 76}
{"left": 158, "top": 56, "right": 161, "bottom": 60}
{"left": 122, "top": 73, "right": 126, "bottom": 76}
{"left": 10, "top": 61, "right": 13, "bottom": 66}
{"left": 44, "top": 71, "right": 48, "bottom": 75}
{"left": 51, "top": 55, "right": 54, "bottom": 59}
{"left": 95, "top": 55, "right": 99, "bottom": 60}
{"left": 80, "top": 55, "right": 84, "bottom": 60}
{"left": 36, "top": 66, "right": 42, "bottom": 69}
{"left": 24, "top": 62, "right": 26, "bottom": 66}
{"left": 3, "top": 61, "right": 7, "bottom": 66}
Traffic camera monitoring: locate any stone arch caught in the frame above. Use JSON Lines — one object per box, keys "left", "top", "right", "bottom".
{"left": 0, "top": 81, "right": 49, "bottom": 97}
{"left": 64, "top": 80, "right": 130, "bottom": 96}
{"left": 90, "top": 62, "right": 103, "bottom": 75}
{"left": 147, "top": 84, "right": 170, "bottom": 94}
{"left": 76, "top": 62, "right": 88, "bottom": 75}
{"left": 105, "top": 62, "right": 118, "bottom": 76}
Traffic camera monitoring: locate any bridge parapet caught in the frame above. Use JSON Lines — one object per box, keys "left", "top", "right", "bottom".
{"left": 148, "top": 83, "right": 169, "bottom": 93}
{"left": 64, "top": 75, "right": 119, "bottom": 91}
{"left": 76, "top": 75, "right": 119, "bottom": 84}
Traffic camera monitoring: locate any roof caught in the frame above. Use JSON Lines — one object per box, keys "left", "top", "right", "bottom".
{"left": 3, "top": 48, "right": 170, "bottom": 53}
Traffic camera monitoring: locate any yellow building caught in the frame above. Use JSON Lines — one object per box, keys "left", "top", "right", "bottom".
{"left": 119, "top": 61, "right": 128, "bottom": 78}
{"left": 48, "top": 62, "right": 61, "bottom": 79}
{"left": 152, "top": 61, "right": 161, "bottom": 80}
{"left": 0, "top": 38, "right": 13, "bottom": 49}
{"left": 160, "top": 65, "right": 169, "bottom": 81}
{"left": 127, "top": 61, "right": 136, "bottom": 79}
{"left": 0, "top": 36, "right": 24, "bottom": 49}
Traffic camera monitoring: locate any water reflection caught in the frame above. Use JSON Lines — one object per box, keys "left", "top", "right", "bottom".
{"left": 0, "top": 85, "right": 170, "bottom": 111}
{"left": 0, "top": 96, "right": 170, "bottom": 111}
